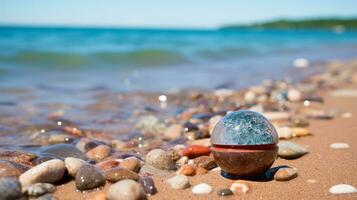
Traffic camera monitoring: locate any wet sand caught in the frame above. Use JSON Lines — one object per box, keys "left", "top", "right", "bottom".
{"left": 51, "top": 62, "right": 357, "bottom": 200}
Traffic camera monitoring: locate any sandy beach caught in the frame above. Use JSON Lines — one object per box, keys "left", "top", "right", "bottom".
{"left": 32, "top": 60, "right": 356, "bottom": 200}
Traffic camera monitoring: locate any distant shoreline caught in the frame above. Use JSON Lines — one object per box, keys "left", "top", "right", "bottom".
{"left": 220, "top": 17, "right": 357, "bottom": 30}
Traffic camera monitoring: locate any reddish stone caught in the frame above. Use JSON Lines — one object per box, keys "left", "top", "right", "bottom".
{"left": 181, "top": 145, "right": 211, "bottom": 159}
{"left": 96, "top": 159, "right": 120, "bottom": 171}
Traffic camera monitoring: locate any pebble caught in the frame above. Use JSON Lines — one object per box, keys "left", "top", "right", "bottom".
{"left": 0, "top": 177, "right": 21, "bottom": 200}
{"left": 119, "top": 157, "right": 141, "bottom": 172}
{"left": 19, "top": 159, "right": 65, "bottom": 188}
{"left": 36, "top": 193, "right": 58, "bottom": 200}
{"left": 64, "top": 157, "right": 87, "bottom": 177}
{"left": 135, "top": 115, "right": 166, "bottom": 134}
{"left": 292, "top": 118, "right": 310, "bottom": 127}
{"left": 330, "top": 143, "right": 350, "bottom": 149}
{"left": 27, "top": 183, "right": 55, "bottom": 197}
{"left": 193, "top": 156, "right": 217, "bottom": 170}
{"left": 0, "top": 160, "right": 29, "bottom": 178}
{"left": 76, "top": 138, "right": 101, "bottom": 153}
{"left": 329, "top": 184, "right": 357, "bottom": 194}
{"left": 291, "top": 127, "right": 311, "bottom": 137}
{"left": 230, "top": 181, "right": 249, "bottom": 194}
{"left": 107, "top": 179, "right": 147, "bottom": 200}
{"left": 104, "top": 167, "right": 139, "bottom": 182}
{"left": 97, "top": 159, "right": 120, "bottom": 171}
{"left": 195, "top": 167, "right": 208, "bottom": 175}
{"left": 139, "top": 176, "right": 157, "bottom": 196}
{"left": 192, "top": 183, "right": 212, "bottom": 194}
{"left": 166, "top": 175, "right": 190, "bottom": 190}
{"left": 287, "top": 89, "right": 302, "bottom": 102}
{"left": 189, "top": 138, "right": 211, "bottom": 147}
{"left": 341, "top": 112, "right": 352, "bottom": 118}
{"left": 0, "top": 150, "right": 37, "bottom": 166}
{"left": 217, "top": 188, "right": 233, "bottom": 196}
{"left": 176, "top": 156, "right": 188, "bottom": 168}
{"left": 276, "top": 127, "right": 293, "bottom": 139}
{"left": 244, "top": 91, "right": 256, "bottom": 103}
{"left": 86, "top": 145, "right": 111, "bottom": 161}
{"left": 164, "top": 124, "right": 183, "bottom": 140}
{"left": 48, "top": 133, "right": 74, "bottom": 144}
{"left": 209, "top": 115, "right": 223, "bottom": 136}
{"left": 145, "top": 149, "right": 175, "bottom": 170}
{"left": 274, "top": 168, "right": 298, "bottom": 181}
{"left": 177, "top": 164, "right": 196, "bottom": 176}
{"left": 278, "top": 141, "right": 309, "bottom": 159}
{"left": 39, "top": 144, "right": 88, "bottom": 160}
{"left": 181, "top": 145, "right": 211, "bottom": 159}
{"left": 75, "top": 165, "right": 105, "bottom": 190}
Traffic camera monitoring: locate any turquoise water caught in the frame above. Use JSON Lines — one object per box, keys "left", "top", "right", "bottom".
{"left": 1, "top": 26, "right": 357, "bottom": 91}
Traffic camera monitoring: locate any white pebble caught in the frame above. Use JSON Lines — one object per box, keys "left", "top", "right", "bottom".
{"left": 230, "top": 181, "right": 249, "bottom": 194}
{"left": 192, "top": 183, "right": 212, "bottom": 194}
{"left": 329, "top": 184, "right": 357, "bottom": 194}
{"left": 330, "top": 143, "right": 350, "bottom": 149}
{"left": 341, "top": 112, "right": 352, "bottom": 118}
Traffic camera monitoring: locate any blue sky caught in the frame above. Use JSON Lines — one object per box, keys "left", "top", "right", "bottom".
{"left": 1, "top": 0, "right": 356, "bottom": 28}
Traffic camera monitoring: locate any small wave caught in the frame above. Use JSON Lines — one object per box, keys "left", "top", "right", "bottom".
{"left": 0, "top": 51, "right": 89, "bottom": 68}
{"left": 196, "top": 47, "right": 256, "bottom": 60}
{"left": 93, "top": 49, "right": 189, "bottom": 67}
{"left": 0, "top": 49, "right": 190, "bottom": 68}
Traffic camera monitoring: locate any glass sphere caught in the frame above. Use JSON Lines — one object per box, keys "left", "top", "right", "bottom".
{"left": 211, "top": 110, "right": 278, "bottom": 146}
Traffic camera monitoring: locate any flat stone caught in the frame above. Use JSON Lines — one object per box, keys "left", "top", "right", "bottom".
{"left": 75, "top": 165, "right": 105, "bottom": 191}
{"left": 64, "top": 157, "right": 87, "bottom": 177}
{"left": 39, "top": 144, "right": 88, "bottom": 160}
{"left": 19, "top": 159, "right": 65, "bottom": 189}
{"left": 0, "top": 160, "right": 29, "bottom": 178}
{"left": 329, "top": 184, "right": 357, "bottom": 194}
{"left": 217, "top": 188, "right": 233, "bottom": 196}
{"left": 86, "top": 145, "right": 111, "bottom": 161}
{"left": 145, "top": 149, "right": 175, "bottom": 170}
{"left": 230, "top": 181, "right": 249, "bottom": 194}
{"left": 166, "top": 175, "right": 190, "bottom": 190}
{"left": 139, "top": 176, "right": 157, "bottom": 195}
{"left": 119, "top": 157, "right": 141, "bottom": 172}
{"left": 0, "top": 177, "right": 21, "bottom": 200}
{"left": 274, "top": 168, "right": 298, "bottom": 181}
{"left": 192, "top": 183, "right": 212, "bottom": 194}
{"left": 0, "top": 150, "right": 37, "bottom": 166}
{"left": 107, "top": 179, "right": 147, "bottom": 200}
{"left": 104, "top": 167, "right": 139, "bottom": 182}
{"left": 330, "top": 143, "right": 350, "bottom": 149}
{"left": 193, "top": 156, "right": 217, "bottom": 170}
{"left": 278, "top": 141, "right": 309, "bottom": 159}
{"left": 26, "top": 183, "right": 55, "bottom": 197}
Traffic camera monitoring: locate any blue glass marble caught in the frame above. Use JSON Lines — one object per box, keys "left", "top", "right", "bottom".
{"left": 211, "top": 110, "right": 278, "bottom": 145}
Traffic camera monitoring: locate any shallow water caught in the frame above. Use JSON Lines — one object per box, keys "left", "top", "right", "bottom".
{"left": 0, "top": 27, "right": 357, "bottom": 147}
